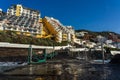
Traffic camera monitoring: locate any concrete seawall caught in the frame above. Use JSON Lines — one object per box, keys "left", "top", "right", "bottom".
{"left": 0, "top": 42, "right": 70, "bottom": 62}
{"left": 0, "top": 42, "right": 69, "bottom": 49}
{"left": 0, "top": 47, "right": 42, "bottom": 62}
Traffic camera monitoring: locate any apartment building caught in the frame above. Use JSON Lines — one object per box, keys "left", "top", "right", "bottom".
{"left": 7, "top": 4, "right": 40, "bottom": 19}
{"left": 42, "top": 16, "right": 75, "bottom": 42}
{"left": 0, "top": 4, "right": 41, "bottom": 36}
{"left": 0, "top": 4, "right": 76, "bottom": 43}
{"left": 67, "top": 26, "right": 75, "bottom": 40}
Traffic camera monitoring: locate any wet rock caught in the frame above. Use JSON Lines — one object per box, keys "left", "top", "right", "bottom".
{"left": 110, "top": 54, "right": 120, "bottom": 64}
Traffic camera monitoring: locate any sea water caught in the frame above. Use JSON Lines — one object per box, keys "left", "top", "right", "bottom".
{"left": 0, "top": 60, "right": 120, "bottom": 80}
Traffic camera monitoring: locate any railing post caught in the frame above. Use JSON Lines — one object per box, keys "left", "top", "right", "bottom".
{"left": 29, "top": 44, "right": 33, "bottom": 64}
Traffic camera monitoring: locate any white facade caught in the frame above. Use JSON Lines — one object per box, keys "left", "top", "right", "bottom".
{"left": 3, "top": 5, "right": 42, "bottom": 34}
{"left": 0, "top": 20, "right": 6, "bottom": 30}
{"left": 58, "top": 30, "right": 63, "bottom": 42}
{"left": 45, "top": 16, "right": 75, "bottom": 42}
{"left": 106, "top": 40, "right": 113, "bottom": 44}
{"left": 7, "top": 4, "right": 40, "bottom": 19}
{"left": 67, "top": 33, "right": 71, "bottom": 41}
{"left": 76, "top": 31, "right": 88, "bottom": 37}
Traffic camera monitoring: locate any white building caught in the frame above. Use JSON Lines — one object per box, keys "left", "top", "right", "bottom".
{"left": 7, "top": 4, "right": 40, "bottom": 19}
{"left": 76, "top": 31, "right": 88, "bottom": 37}
{"left": 43, "top": 16, "right": 75, "bottom": 43}
{"left": 0, "top": 4, "right": 42, "bottom": 34}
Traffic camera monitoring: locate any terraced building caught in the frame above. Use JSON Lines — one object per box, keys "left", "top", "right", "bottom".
{"left": 0, "top": 4, "right": 76, "bottom": 43}
{"left": 42, "top": 16, "right": 75, "bottom": 42}
{"left": 3, "top": 4, "right": 42, "bottom": 37}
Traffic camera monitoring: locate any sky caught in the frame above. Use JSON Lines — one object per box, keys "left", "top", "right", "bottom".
{"left": 0, "top": 0, "right": 120, "bottom": 33}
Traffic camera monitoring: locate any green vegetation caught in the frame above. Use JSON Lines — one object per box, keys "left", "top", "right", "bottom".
{"left": 0, "top": 31, "right": 68, "bottom": 46}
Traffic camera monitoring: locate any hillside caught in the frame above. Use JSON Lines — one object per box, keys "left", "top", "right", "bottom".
{"left": 75, "top": 29, "right": 120, "bottom": 39}
{"left": 0, "top": 31, "right": 68, "bottom": 46}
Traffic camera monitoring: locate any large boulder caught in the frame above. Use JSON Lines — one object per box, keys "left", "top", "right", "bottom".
{"left": 110, "top": 54, "right": 120, "bottom": 64}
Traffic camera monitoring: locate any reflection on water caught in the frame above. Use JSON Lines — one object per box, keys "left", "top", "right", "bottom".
{"left": 0, "top": 61, "right": 120, "bottom": 80}
{"left": 29, "top": 64, "right": 33, "bottom": 75}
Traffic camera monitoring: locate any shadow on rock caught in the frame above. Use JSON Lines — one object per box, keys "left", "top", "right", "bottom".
{"left": 110, "top": 54, "right": 120, "bottom": 64}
